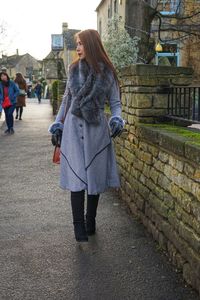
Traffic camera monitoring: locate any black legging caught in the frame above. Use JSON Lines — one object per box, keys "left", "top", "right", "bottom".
{"left": 16, "top": 107, "right": 23, "bottom": 119}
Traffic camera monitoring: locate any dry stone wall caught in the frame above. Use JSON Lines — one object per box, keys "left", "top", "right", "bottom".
{"left": 115, "top": 65, "right": 200, "bottom": 294}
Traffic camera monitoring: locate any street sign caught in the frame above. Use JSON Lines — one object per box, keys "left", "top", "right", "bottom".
{"left": 51, "top": 34, "right": 64, "bottom": 51}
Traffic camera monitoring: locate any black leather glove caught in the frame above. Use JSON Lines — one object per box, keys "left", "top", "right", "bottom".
{"left": 51, "top": 129, "right": 62, "bottom": 147}
{"left": 109, "top": 117, "right": 124, "bottom": 138}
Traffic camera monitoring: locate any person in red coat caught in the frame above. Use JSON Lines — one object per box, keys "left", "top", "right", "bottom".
{"left": 0, "top": 71, "right": 19, "bottom": 134}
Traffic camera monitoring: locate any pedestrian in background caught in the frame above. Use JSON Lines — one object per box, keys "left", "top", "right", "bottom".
{"left": 27, "top": 85, "right": 32, "bottom": 98}
{"left": 14, "top": 72, "right": 27, "bottom": 120}
{"left": 34, "top": 81, "right": 42, "bottom": 103}
{"left": 49, "top": 29, "right": 124, "bottom": 243}
{"left": 0, "top": 71, "right": 19, "bottom": 134}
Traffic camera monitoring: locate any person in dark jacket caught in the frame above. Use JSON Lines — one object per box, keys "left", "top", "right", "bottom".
{"left": 0, "top": 71, "right": 19, "bottom": 134}
{"left": 34, "top": 81, "right": 42, "bottom": 103}
{"left": 49, "top": 29, "right": 124, "bottom": 243}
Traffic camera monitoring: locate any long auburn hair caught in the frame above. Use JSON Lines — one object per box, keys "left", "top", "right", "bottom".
{"left": 72, "top": 29, "right": 118, "bottom": 83}
{"left": 15, "top": 72, "right": 26, "bottom": 85}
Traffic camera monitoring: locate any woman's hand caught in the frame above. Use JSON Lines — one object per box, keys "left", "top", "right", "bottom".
{"left": 109, "top": 116, "right": 125, "bottom": 138}
{"left": 51, "top": 129, "right": 62, "bottom": 147}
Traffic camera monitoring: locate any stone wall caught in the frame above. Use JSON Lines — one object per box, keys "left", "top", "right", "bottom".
{"left": 115, "top": 65, "right": 200, "bottom": 294}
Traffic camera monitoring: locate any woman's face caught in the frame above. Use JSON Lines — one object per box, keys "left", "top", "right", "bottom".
{"left": 76, "top": 37, "right": 85, "bottom": 60}
{"left": 1, "top": 74, "right": 8, "bottom": 81}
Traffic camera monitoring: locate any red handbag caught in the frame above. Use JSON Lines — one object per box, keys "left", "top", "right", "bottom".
{"left": 53, "top": 146, "right": 60, "bottom": 164}
{"left": 2, "top": 96, "right": 12, "bottom": 108}
{"left": 52, "top": 104, "right": 68, "bottom": 165}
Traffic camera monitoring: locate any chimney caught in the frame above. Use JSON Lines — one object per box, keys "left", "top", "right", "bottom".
{"left": 62, "top": 22, "right": 68, "bottom": 33}
{"left": 2, "top": 55, "right": 7, "bottom": 63}
{"left": 16, "top": 49, "right": 19, "bottom": 56}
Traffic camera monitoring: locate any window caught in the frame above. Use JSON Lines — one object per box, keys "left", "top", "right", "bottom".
{"left": 114, "top": 0, "right": 118, "bottom": 13}
{"left": 26, "top": 67, "right": 33, "bottom": 80}
{"left": 108, "top": 6, "right": 111, "bottom": 18}
{"left": 99, "top": 20, "right": 102, "bottom": 37}
{"left": 110, "top": 0, "right": 113, "bottom": 17}
{"left": 155, "top": 43, "right": 180, "bottom": 67}
{"left": 108, "top": 0, "right": 113, "bottom": 18}
{"left": 159, "top": 0, "right": 180, "bottom": 15}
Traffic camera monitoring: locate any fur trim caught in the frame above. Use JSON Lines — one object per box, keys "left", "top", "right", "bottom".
{"left": 48, "top": 121, "right": 64, "bottom": 134}
{"left": 69, "top": 59, "right": 113, "bottom": 124}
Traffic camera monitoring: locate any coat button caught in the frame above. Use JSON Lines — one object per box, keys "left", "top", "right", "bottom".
{"left": 81, "top": 136, "right": 84, "bottom": 139}
{"left": 79, "top": 124, "right": 83, "bottom": 127}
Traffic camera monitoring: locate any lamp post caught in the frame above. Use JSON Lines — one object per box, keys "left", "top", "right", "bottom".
{"left": 56, "top": 51, "right": 63, "bottom": 80}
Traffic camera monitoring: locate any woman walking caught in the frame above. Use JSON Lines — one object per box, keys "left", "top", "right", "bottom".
{"left": 49, "top": 29, "right": 124, "bottom": 242}
{"left": 0, "top": 71, "right": 19, "bottom": 134}
{"left": 34, "top": 81, "right": 42, "bottom": 103}
{"left": 14, "top": 73, "right": 27, "bottom": 120}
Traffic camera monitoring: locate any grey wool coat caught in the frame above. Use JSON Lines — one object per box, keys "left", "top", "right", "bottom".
{"left": 53, "top": 60, "right": 122, "bottom": 195}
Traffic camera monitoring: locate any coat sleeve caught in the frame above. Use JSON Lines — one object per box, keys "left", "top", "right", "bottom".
{"left": 48, "top": 80, "right": 72, "bottom": 134}
{"left": 107, "top": 76, "right": 126, "bottom": 131}
{"left": 55, "top": 80, "right": 72, "bottom": 123}
{"left": 108, "top": 78, "right": 122, "bottom": 117}
{"left": 13, "top": 82, "right": 20, "bottom": 99}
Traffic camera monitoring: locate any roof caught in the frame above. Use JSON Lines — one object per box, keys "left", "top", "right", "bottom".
{"left": 96, "top": 0, "right": 105, "bottom": 11}
{"left": 0, "top": 54, "right": 25, "bottom": 68}
{"left": 43, "top": 51, "right": 57, "bottom": 60}
{"left": 0, "top": 53, "right": 39, "bottom": 69}
{"left": 63, "top": 29, "right": 80, "bottom": 50}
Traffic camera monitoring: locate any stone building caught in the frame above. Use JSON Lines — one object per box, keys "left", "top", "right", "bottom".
{"left": 96, "top": 0, "right": 125, "bottom": 38}
{"left": 42, "top": 51, "right": 66, "bottom": 84}
{"left": 152, "top": 0, "right": 200, "bottom": 82}
{"left": 61, "top": 23, "right": 79, "bottom": 75}
{"left": 96, "top": 0, "right": 200, "bottom": 82}
{"left": 0, "top": 51, "right": 42, "bottom": 81}
{"left": 42, "top": 23, "right": 79, "bottom": 83}
{"left": 96, "top": 0, "right": 153, "bottom": 41}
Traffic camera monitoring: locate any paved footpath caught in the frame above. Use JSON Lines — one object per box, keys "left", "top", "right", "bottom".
{"left": 0, "top": 99, "right": 199, "bottom": 300}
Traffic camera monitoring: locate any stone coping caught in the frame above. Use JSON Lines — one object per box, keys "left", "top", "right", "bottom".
{"left": 120, "top": 64, "right": 194, "bottom": 77}
{"left": 138, "top": 124, "right": 200, "bottom": 165}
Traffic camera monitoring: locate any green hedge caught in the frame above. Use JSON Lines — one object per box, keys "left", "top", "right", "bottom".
{"left": 50, "top": 80, "right": 66, "bottom": 115}
{"left": 51, "top": 80, "right": 59, "bottom": 115}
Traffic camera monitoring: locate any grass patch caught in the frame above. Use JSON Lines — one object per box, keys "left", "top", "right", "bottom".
{"left": 143, "top": 123, "right": 200, "bottom": 145}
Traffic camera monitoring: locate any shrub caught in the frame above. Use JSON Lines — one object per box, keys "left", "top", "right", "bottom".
{"left": 51, "top": 80, "right": 59, "bottom": 115}
{"left": 103, "top": 15, "right": 139, "bottom": 72}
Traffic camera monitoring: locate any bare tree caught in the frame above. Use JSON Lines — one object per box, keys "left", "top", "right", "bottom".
{"left": 126, "top": 0, "right": 200, "bottom": 63}
{"left": 153, "top": 0, "right": 200, "bottom": 41}
{"left": 0, "top": 22, "right": 8, "bottom": 56}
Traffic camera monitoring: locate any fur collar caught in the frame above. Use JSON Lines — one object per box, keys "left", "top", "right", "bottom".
{"left": 68, "top": 59, "right": 113, "bottom": 124}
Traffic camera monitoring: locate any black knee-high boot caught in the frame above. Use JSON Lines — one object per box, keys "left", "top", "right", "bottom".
{"left": 71, "top": 191, "right": 88, "bottom": 242}
{"left": 86, "top": 194, "right": 100, "bottom": 235}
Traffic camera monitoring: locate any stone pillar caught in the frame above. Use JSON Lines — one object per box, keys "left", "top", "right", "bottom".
{"left": 120, "top": 64, "right": 193, "bottom": 125}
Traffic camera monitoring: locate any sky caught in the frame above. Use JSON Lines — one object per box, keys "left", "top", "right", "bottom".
{"left": 0, "top": 0, "right": 100, "bottom": 60}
